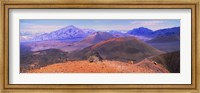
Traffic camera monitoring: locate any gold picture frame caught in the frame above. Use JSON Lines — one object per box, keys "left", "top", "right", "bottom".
{"left": 0, "top": 0, "right": 199, "bottom": 93}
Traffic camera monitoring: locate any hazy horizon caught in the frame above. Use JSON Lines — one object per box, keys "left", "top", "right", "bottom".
{"left": 20, "top": 19, "right": 180, "bottom": 36}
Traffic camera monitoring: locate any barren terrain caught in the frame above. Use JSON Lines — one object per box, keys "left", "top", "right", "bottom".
{"left": 28, "top": 59, "right": 169, "bottom": 73}
{"left": 20, "top": 26, "right": 180, "bottom": 73}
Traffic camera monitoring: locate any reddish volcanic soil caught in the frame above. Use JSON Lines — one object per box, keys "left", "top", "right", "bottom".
{"left": 27, "top": 60, "right": 169, "bottom": 73}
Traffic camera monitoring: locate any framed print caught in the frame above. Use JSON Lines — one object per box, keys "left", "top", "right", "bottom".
{"left": 0, "top": 0, "right": 199, "bottom": 93}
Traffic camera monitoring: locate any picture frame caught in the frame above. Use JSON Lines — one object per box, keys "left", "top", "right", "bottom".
{"left": 0, "top": 0, "right": 199, "bottom": 93}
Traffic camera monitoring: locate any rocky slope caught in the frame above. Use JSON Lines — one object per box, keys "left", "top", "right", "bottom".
{"left": 27, "top": 60, "right": 169, "bottom": 73}
{"left": 69, "top": 37, "right": 164, "bottom": 62}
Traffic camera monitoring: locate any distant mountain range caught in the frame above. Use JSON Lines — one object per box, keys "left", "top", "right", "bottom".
{"left": 20, "top": 25, "right": 180, "bottom": 43}
{"left": 127, "top": 27, "right": 180, "bottom": 38}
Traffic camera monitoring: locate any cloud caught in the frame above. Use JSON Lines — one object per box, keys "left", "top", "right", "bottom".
{"left": 128, "top": 20, "right": 179, "bottom": 31}
{"left": 130, "top": 20, "right": 166, "bottom": 25}
{"left": 78, "top": 20, "right": 179, "bottom": 31}
{"left": 87, "top": 25, "right": 133, "bottom": 31}
{"left": 20, "top": 23, "right": 64, "bottom": 35}
{"left": 94, "top": 20, "right": 105, "bottom": 23}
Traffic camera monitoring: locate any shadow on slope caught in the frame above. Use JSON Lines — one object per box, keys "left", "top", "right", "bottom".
{"left": 147, "top": 51, "right": 180, "bottom": 73}
{"left": 20, "top": 48, "right": 68, "bottom": 73}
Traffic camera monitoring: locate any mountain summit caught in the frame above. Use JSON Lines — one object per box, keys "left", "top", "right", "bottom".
{"left": 127, "top": 27, "right": 153, "bottom": 36}
{"left": 81, "top": 32, "right": 115, "bottom": 44}
{"left": 33, "top": 25, "right": 93, "bottom": 41}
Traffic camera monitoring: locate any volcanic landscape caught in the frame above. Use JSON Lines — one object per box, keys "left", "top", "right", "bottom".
{"left": 20, "top": 25, "right": 180, "bottom": 73}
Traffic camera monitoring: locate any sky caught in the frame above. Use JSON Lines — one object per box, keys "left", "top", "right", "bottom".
{"left": 20, "top": 19, "right": 180, "bottom": 35}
